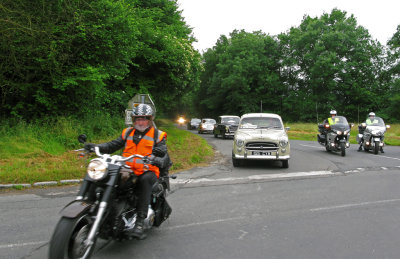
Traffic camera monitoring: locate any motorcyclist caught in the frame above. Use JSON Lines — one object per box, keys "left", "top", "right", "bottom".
{"left": 366, "top": 112, "right": 378, "bottom": 125}
{"left": 84, "top": 104, "right": 169, "bottom": 239}
{"left": 321, "top": 110, "right": 339, "bottom": 143}
{"left": 324, "top": 110, "right": 339, "bottom": 125}
{"left": 358, "top": 112, "right": 383, "bottom": 152}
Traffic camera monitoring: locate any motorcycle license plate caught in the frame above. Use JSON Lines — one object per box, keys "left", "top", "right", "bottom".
{"left": 253, "top": 151, "right": 272, "bottom": 155}
{"left": 374, "top": 138, "right": 380, "bottom": 141}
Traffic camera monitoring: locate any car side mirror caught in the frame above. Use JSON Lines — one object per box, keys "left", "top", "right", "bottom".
{"left": 78, "top": 134, "right": 87, "bottom": 144}
{"left": 386, "top": 125, "right": 391, "bottom": 129}
{"left": 285, "top": 127, "right": 290, "bottom": 131}
{"left": 350, "top": 123, "right": 354, "bottom": 128}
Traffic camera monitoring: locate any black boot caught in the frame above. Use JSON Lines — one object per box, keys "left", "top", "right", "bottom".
{"left": 358, "top": 145, "right": 362, "bottom": 152}
{"left": 127, "top": 214, "right": 147, "bottom": 239}
{"left": 380, "top": 147, "right": 384, "bottom": 153}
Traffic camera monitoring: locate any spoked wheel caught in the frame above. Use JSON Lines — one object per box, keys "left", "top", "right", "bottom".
{"left": 374, "top": 141, "right": 380, "bottom": 155}
{"left": 340, "top": 142, "right": 346, "bottom": 157}
{"left": 49, "top": 215, "right": 96, "bottom": 259}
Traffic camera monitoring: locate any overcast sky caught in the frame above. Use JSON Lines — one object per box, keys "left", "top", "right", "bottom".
{"left": 177, "top": 0, "right": 400, "bottom": 52}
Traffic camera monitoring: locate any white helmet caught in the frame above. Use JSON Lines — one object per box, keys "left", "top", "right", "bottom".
{"left": 132, "top": 104, "right": 154, "bottom": 118}
{"left": 368, "top": 112, "right": 375, "bottom": 117}
{"left": 330, "top": 110, "right": 337, "bottom": 116}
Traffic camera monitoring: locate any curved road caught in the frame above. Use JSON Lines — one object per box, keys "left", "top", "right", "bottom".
{"left": 1, "top": 129, "right": 400, "bottom": 258}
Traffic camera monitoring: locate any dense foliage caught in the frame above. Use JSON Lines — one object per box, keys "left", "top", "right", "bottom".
{"left": 197, "top": 9, "right": 400, "bottom": 122}
{"left": 2, "top": 5, "right": 400, "bottom": 123}
{"left": 0, "top": 0, "right": 201, "bottom": 120}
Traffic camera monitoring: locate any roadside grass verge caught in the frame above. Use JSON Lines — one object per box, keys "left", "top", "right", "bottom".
{"left": 286, "top": 122, "right": 400, "bottom": 145}
{"left": 0, "top": 117, "right": 214, "bottom": 185}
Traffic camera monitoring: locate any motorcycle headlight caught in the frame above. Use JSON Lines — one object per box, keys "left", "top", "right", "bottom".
{"left": 336, "top": 130, "right": 342, "bottom": 135}
{"left": 87, "top": 159, "right": 108, "bottom": 180}
{"left": 279, "top": 138, "right": 289, "bottom": 148}
{"left": 343, "top": 130, "right": 349, "bottom": 135}
{"left": 235, "top": 137, "right": 245, "bottom": 147}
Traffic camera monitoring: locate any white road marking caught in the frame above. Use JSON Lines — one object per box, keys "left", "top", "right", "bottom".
{"left": 299, "top": 144, "right": 321, "bottom": 149}
{"left": 171, "top": 171, "right": 335, "bottom": 185}
{"left": 238, "top": 230, "right": 248, "bottom": 240}
{"left": 0, "top": 241, "right": 46, "bottom": 249}
{"left": 310, "top": 198, "right": 400, "bottom": 212}
{"left": 379, "top": 155, "right": 400, "bottom": 161}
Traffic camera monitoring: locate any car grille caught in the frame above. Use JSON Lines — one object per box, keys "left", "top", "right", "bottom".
{"left": 229, "top": 125, "right": 238, "bottom": 131}
{"left": 245, "top": 142, "right": 278, "bottom": 151}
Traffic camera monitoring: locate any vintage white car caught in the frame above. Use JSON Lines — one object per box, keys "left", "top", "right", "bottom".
{"left": 232, "top": 113, "right": 290, "bottom": 168}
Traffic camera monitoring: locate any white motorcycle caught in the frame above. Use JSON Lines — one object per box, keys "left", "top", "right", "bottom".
{"left": 357, "top": 117, "right": 390, "bottom": 154}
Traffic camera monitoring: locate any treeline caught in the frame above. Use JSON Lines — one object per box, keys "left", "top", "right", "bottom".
{"left": 0, "top": 0, "right": 201, "bottom": 120}
{"left": 2, "top": 5, "right": 400, "bottom": 124}
{"left": 194, "top": 9, "right": 400, "bottom": 122}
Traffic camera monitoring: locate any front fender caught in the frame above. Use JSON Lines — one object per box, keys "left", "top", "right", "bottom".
{"left": 59, "top": 200, "right": 94, "bottom": 219}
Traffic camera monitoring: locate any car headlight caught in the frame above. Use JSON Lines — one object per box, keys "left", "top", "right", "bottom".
{"left": 279, "top": 138, "right": 289, "bottom": 148}
{"left": 87, "top": 159, "right": 108, "bottom": 180}
{"left": 235, "top": 137, "right": 245, "bottom": 147}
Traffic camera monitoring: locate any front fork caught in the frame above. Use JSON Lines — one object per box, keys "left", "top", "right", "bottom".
{"left": 85, "top": 165, "right": 120, "bottom": 246}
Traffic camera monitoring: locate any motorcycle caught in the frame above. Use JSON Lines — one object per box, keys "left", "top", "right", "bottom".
{"left": 49, "top": 134, "right": 174, "bottom": 259}
{"left": 317, "top": 116, "right": 352, "bottom": 156}
{"left": 177, "top": 116, "right": 186, "bottom": 127}
{"left": 357, "top": 117, "right": 390, "bottom": 154}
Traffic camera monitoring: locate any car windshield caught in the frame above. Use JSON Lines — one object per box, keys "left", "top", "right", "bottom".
{"left": 221, "top": 117, "right": 240, "bottom": 124}
{"left": 203, "top": 119, "right": 216, "bottom": 124}
{"left": 365, "top": 117, "right": 385, "bottom": 126}
{"left": 191, "top": 119, "right": 201, "bottom": 124}
{"left": 239, "top": 117, "right": 283, "bottom": 129}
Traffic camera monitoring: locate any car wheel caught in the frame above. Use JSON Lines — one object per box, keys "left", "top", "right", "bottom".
{"left": 282, "top": 160, "right": 289, "bottom": 168}
{"left": 232, "top": 157, "right": 240, "bottom": 167}
{"left": 213, "top": 130, "right": 218, "bottom": 138}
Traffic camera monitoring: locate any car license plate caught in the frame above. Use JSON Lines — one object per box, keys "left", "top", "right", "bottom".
{"left": 252, "top": 151, "right": 272, "bottom": 155}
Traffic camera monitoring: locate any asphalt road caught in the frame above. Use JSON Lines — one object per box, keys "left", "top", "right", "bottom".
{"left": 2, "top": 129, "right": 400, "bottom": 258}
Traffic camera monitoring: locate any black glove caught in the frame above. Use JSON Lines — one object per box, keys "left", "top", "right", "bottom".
{"left": 152, "top": 147, "right": 165, "bottom": 157}
{"left": 84, "top": 143, "right": 96, "bottom": 152}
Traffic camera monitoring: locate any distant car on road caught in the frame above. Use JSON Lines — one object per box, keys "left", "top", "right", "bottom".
{"left": 198, "top": 118, "right": 216, "bottom": 134}
{"left": 232, "top": 113, "right": 290, "bottom": 168}
{"left": 187, "top": 118, "right": 201, "bottom": 130}
{"left": 213, "top": 115, "right": 240, "bottom": 139}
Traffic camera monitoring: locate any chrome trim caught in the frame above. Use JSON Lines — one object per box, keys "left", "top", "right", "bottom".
{"left": 86, "top": 201, "right": 107, "bottom": 245}
{"left": 234, "top": 154, "right": 290, "bottom": 160}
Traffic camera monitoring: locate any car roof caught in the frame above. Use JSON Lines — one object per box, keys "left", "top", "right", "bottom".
{"left": 220, "top": 115, "right": 240, "bottom": 118}
{"left": 241, "top": 113, "right": 282, "bottom": 119}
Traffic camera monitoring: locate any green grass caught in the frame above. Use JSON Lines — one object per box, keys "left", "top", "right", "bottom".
{"left": 0, "top": 116, "right": 214, "bottom": 184}
{"left": 286, "top": 122, "right": 400, "bottom": 145}
{"left": 2, "top": 117, "right": 399, "bottom": 185}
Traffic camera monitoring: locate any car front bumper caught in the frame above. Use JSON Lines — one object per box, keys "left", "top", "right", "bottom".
{"left": 233, "top": 153, "right": 290, "bottom": 160}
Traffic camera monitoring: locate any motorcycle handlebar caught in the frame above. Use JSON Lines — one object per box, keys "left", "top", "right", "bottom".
{"left": 93, "top": 146, "right": 148, "bottom": 162}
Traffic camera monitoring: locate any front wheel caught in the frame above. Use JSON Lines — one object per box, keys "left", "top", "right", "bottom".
{"left": 232, "top": 157, "right": 240, "bottom": 167}
{"left": 282, "top": 160, "right": 289, "bottom": 168}
{"left": 374, "top": 141, "right": 380, "bottom": 155}
{"left": 340, "top": 142, "right": 346, "bottom": 157}
{"left": 49, "top": 215, "right": 96, "bottom": 259}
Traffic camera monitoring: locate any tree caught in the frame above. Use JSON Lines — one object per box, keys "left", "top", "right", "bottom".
{"left": 197, "top": 30, "right": 282, "bottom": 117}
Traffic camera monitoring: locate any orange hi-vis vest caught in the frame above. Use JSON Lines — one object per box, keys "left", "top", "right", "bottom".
{"left": 121, "top": 127, "right": 167, "bottom": 178}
